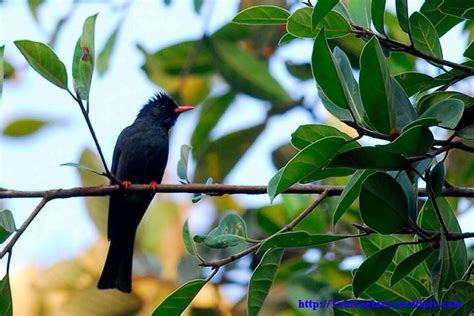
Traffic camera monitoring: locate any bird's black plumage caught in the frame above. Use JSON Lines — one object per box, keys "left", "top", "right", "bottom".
{"left": 97, "top": 93, "right": 192, "bottom": 293}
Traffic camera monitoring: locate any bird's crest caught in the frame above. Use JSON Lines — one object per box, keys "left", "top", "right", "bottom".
{"left": 146, "top": 92, "right": 177, "bottom": 110}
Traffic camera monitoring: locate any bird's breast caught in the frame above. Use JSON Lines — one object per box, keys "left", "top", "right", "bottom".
{"left": 116, "top": 128, "right": 170, "bottom": 184}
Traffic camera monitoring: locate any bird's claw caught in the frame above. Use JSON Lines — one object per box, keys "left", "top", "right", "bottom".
{"left": 149, "top": 181, "right": 158, "bottom": 190}
{"left": 122, "top": 180, "right": 132, "bottom": 189}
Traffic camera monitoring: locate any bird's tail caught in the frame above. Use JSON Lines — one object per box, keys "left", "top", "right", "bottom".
{"left": 97, "top": 233, "right": 135, "bottom": 293}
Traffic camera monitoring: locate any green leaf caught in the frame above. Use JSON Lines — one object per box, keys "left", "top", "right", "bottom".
{"left": 290, "top": 124, "right": 353, "bottom": 149}
{"left": 359, "top": 172, "right": 409, "bottom": 234}
{"left": 177, "top": 145, "right": 192, "bottom": 183}
{"left": 301, "top": 166, "right": 355, "bottom": 183}
{"left": 140, "top": 40, "right": 212, "bottom": 76}
{"left": 359, "top": 37, "right": 394, "bottom": 134}
{"left": 72, "top": 39, "right": 86, "bottom": 97}
{"left": 347, "top": 0, "right": 371, "bottom": 29}
{"left": 394, "top": 72, "right": 435, "bottom": 97}
{"left": 97, "top": 22, "right": 121, "bottom": 75}
{"left": 152, "top": 279, "right": 207, "bottom": 315}
{"left": 418, "top": 198, "right": 468, "bottom": 286}
{"left": 0, "top": 210, "right": 16, "bottom": 244}
{"left": 328, "top": 147, "right": 411, "bottom": 171}
{"left": 464, "top": 41, "right": 474, "bottom": 59}
{"left": 417, "top": 91, "right": 472, "bottom": 115}
{"left": 268, "top": 136, "right": 347, "bottom": 200}
{"left": 28, "top": 0, "right": 45, "bottom": 21}
{"left": 191, "top": 91, "right": 235, "bottom": 158}
{"left": 193, "top": 0, "right": 204, "bottom": 14}
{"left": 182, "top": 219, "right": 199, "bottom": 258}
{"left": 419, "top": 98, "right": 464, "bottom": 129}
{"left": 0, "top": 45, "right": 4, "bottom": 100}
{"left": 285, "top": 62, "right": 313, "bottom": 81}
{"left": 353, "top": 244, "right": 399, "bottom": 297}
{"left": 333, "top": 170, "right": 374, "bottom": 225}
{"left": 395, "top": 0, "right": 409, "bottom": 33}
{"left": 193, "top": 124, "right": 264, "bottom": 182}
{"left": 318, "top": 88, "right": 352, "bottom": 121}
{"left": 210, "top": 39, "right": 291, "bottom": 104}
{"left": 192, "top": 177, "right": 213, "bottom": 204}
{"left": 311, "top": 31, "right": 349, "bottom": 110}
{"left": 371, "top": 0, "right": 387, "bottom": 34}
{"left": 60, "top": 162, "right": 103, "bottom": 176}
{"left": 402, "top": 118, "right": 440, "bottom": 132}
{"left": 311, "top": 0, "right": 339, "bottom": 29}
{"left": 2, "top": 118, "right": 50, "bottom": 137}
{"left": 429, "top": 161, "right": 445, "bottom": 198}
{"left": 391, "top": 246, "right": 434, "bottom": 286}
{"left": 420, "top": 0, "right": 462, "bottom": 37}
{"left": 409, "top": 12, "right": 443, "bottom": 59}
{"left": 259, "top": 232, "right": 353, "bottom": 252}
{"left": 247, "top": 249, "right": 283, "bottom": 316}
{"left": 456, "top": 124, "right": 474, "bottom": 139}
{"left": 333, "top": 46, "right": 365, "bottom": 122}
{"left": 391, "top": 77, "right": 416, "bottom": 130}
{"left": 0, "top": 276, "right": 12, "bottom": 316}
{"left": 439, "top": 0, "right": 474, "bottom": 19}
{"left": 233, "top": 5, "right": 289, "bottom": 25}
{"left": 377, "top": 125, "right": 434, "bottom": 156}
{"left": 287, "top": 8, "right": 351, "bottom": 38}
{"left": 14, "top": 40, "right": 68, "bottom": 89}
{"left": 278, "top": 32, "right": 297, "bottom": 45}
{"left": 363, "top": 272, "right": 427, "bottom": 304}
{"left": 193, "top": 213, "right": 248, "bottom": 248}
{"left": 72, "top": 13, "right": 98, "bottom": 100}
{"left": 395, "top": 171, "right": 417, "bottom": 222}
{"left": 440, "top": 281, "right": 474, "bottom": 315}
{"left": 431, "top": 234, "right": 449, "bottom": 300}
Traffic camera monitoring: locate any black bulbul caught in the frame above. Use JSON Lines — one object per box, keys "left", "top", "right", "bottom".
{"left": 97, "top": 92, "right": 193, "bottom": 293}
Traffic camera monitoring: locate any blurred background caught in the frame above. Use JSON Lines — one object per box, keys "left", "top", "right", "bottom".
{"left": 1, "top": 0, "right": 473, "bottom": 315}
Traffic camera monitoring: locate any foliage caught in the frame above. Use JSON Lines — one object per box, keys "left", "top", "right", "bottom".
{"left": 2, "top": 1, "right": 474, "bottom": 315}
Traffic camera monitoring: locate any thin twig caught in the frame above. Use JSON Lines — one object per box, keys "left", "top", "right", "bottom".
{"left": 343, "top": 120, "right": 474, "bottom": 154}
{"left": 462, "top": 261, "right": 474, "bottom": 281}
{"left": 350, "top": 24, "right": 474, "bottom": 75}
{"left": 67, "top": 90, "right": 119, "bottom": 184}
{"left": 1, "top": 183, "right": 474, "bottom": 199}
{"left": 0, "top": 197, "right": 49, "bottom": 259}
{"left": 199, "top": 190, "right": 327, "bottom": 268}
{"left": 425, "top": 169, "right": 450, "bottom": 237}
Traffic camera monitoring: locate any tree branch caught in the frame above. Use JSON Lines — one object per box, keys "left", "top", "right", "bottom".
{"left": 0, "top": 197, "right": 49, "bottom": 259}
{"left": 199, "top": 190, "right": 330, "bottom": 268}
{"left": 350, "top": 24, "right": 474, "bottom": 75}
{"left": 1, "top": 183, "right": 474, "bottom": 199}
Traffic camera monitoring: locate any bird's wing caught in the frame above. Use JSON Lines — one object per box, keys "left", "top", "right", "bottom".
{"left": 110, "top": 132, "right": 124, "bottom": 178}
{"left": 107, "top": 129, "right": 127, "bottom": 240}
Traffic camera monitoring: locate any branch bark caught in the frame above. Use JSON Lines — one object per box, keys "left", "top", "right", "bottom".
{"left": 1, "top": 183, "right": 474, "bottom": 199}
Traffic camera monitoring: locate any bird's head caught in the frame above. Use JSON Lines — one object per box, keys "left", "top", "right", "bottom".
{"left": 137, "top": 92, "right": 194, "bottom": 128}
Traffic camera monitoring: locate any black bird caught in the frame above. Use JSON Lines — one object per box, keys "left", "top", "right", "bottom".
{"left": 97, "top": 93, "right": 193, "bottom": 293}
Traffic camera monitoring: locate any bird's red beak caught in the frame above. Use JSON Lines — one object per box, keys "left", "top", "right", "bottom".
{"left": 174, "top": 106, "right": 194, "bottom": 113}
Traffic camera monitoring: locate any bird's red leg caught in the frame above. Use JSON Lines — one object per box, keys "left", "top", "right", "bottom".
{"left": 149, "top": 181, "right": 158, "bottom": 190}
{"left": 122, "top": 180, "right": 132, "bottom": 189}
